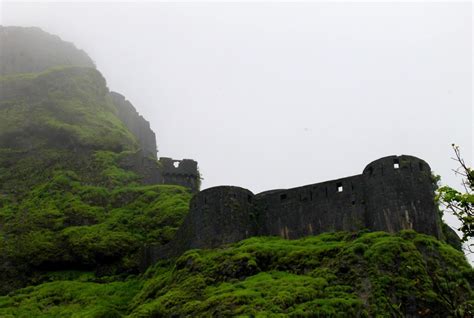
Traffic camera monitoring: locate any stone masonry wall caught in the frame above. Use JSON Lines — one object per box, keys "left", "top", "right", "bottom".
{"left": 159, "top": 157, "right": 200, "bottom": 193}
{"left": 147, "top": 155, "right": 443, "bottom": 262}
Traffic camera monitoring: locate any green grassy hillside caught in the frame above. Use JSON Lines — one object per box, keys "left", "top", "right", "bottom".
{"left": 0, "top": 29, "right": 472, "bottom": 317}
{"left": 0, "top": 150, "right": 191, "bottom": 294}
{"left": 0, "top": 231, "right": 472, "bottom": 317}
{"left": 0, "top": 66, "right": 141, "bottom": 196}
{"left": 0, "top": 66, "right": 192, "bottom": 294}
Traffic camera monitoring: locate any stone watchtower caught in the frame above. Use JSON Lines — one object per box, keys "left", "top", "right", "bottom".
{"left": 362, "top": 155, "right": 441, "bottom": 237}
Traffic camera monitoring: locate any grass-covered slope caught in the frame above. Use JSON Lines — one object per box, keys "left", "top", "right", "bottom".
{"left": 0, "top": 65, "right": 192, "bottom": 294}
{"left": 0, "top": 66, "right": 141, "bottom": 195}
{"left": 0, "top": 150, "right": 191, "bottom": 294}
{"left": 0, "top": 66, "right": 137, "bottom": 152}
{"left": 0, "top": 231, "right": 472, "bottom": 317}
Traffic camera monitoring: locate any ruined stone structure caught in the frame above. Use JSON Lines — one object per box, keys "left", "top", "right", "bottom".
{"left": 109, "top": 93, "right": 200, "bottom": 192}
{"left": 159, "top": 157, "right": 200, "bottom": 193}
{"left": 118, "top": 153, "right": 200, "bottom": 192}
{"left": 145, "top": 155, "right": 443, "bottom": 263}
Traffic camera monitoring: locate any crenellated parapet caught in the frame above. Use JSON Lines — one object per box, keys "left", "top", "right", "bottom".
{"left": 147, "top": 155, "right": 444, "bottom": 262}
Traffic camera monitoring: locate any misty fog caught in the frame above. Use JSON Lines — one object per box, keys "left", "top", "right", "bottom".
{"left": 2, "top": 2, "right": 472, "bottom": 236}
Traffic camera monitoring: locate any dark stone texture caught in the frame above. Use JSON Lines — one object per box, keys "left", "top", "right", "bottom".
{"left": 110, "top": 91, "right": 157, "bottom": 159}
{"left": 148, "top": 155, "right": 443, "bottom": 262}
{"left": 119, "top": 150, "right": 163, "bottom": 185}
{"left": 159, "top": 157, "right": 200, "bottom": 193}
{"left": 118, "top": 152, "right": 200, "bottom": 192}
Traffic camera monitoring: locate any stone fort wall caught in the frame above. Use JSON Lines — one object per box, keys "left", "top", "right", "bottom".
{"left": 159, "top": 157, "right": 200, "bottom": 193}
{"left": 145, "top": 155, "right": 443, "bottom": 263}
{"left": 118, "top": 153, "right": 200, "bottom": 192}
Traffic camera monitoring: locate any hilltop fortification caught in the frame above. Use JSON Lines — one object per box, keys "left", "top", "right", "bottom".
{"left": 146, "top": 155, "right": 443, "bottom": 263}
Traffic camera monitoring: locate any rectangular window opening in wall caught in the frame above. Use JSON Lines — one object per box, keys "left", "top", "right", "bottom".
{"left": 337, "top": 182, "right": 343, "bottom": 192}
{"left": 280, "top": 193, "right": 287, "bottom": 201}
{"left": 393, "top": 158, "right": 400, "bottom": 169}
{"left": 419, "top": 162, "right": 424, "bottom": 171}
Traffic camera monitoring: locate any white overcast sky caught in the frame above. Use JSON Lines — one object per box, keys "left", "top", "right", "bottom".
{"left": 1, "top": 2, "right": 472, "bottom": 196}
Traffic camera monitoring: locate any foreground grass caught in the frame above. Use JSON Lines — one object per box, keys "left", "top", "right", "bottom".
{"left": 1, "top": 231, "right": 472, "bottom": 317}
{"left": 0, "top": 151, "right": 192, "bottom": 294}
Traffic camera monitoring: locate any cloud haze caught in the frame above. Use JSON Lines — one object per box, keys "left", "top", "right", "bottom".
{"left": 2, "top": 2, "right": 472, "bottom": 232}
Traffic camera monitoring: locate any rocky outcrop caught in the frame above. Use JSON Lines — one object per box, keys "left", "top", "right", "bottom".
{"left": 110, "top": 91, "right": 157, "bottom": 159}
{"left": 0, "top": 26, "right": 95, "bottom": 76}
{"left": 119, "top": 150, "right": 163, "bottom": 185}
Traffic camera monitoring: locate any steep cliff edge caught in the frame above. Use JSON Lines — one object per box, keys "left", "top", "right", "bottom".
{"left": 1, "top": 26, "right": 159, "bottom": 160}
{"left": 110, "top": 91, "right": 157, "bottom": 159}
{"left": 0, "top": 27, "right": 197, "bottom": 294}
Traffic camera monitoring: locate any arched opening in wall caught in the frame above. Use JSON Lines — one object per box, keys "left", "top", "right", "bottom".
{"left": 173, "top": 161, "right": 180, "bottom": 168}
{"left": 393, "top": 158, "right": 400, "bottom": 169}
{"left": 280, "top": 193, "right": 287, "bottom": 201}
{"left": 337, "top": 182, "right": 343, "bottom": 192}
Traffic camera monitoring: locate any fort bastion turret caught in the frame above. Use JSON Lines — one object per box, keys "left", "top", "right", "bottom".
{"left": 145, "top": 155, "right": 443, "bottom": 264}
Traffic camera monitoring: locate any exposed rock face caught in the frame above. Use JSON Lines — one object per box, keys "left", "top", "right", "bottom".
{"left": 110, "top": 91, "right": 157, "bottom": 159}
{"left": 0, "top": 26, "right": 95, "bottom": 76}
{"left": 146, "top": 155, "right": 444, "bottom": 263}
{"left": 119, "top": 150, "right": 163, "bottom": 184}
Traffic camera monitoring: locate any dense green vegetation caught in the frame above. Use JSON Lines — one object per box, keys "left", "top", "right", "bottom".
{"left": 0, "top": 66, "right": 140, "bottom": 195}
{"left": 0, "top": 66, "right": 192, "bottom": 294}
{"left": 438, "top": 144, "right": 474, "bottom": 251}
{"left": 0, "top": 66, "right": 136, "bottom": 152}
{"left": 0, "top": 150, "right": 191, "bottom": 294}
{"left": 0, "top": 31, "right": 472, "bottom": 316}
{"left": 0, "top": 231, "right": 472, "bottom": 317}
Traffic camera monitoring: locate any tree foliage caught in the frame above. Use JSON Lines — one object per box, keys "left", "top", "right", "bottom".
{"left": 437, "top": 144, "right": 474, "bottom": 251}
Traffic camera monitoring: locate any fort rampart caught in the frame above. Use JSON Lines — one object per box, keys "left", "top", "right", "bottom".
{"left": 145, "top": 155, "right": 443, "bottom": 264}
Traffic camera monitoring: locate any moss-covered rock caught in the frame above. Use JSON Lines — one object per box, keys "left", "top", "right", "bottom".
{"left": 0, "top": 153, "right": 191, "bottom": 294}
{"left": 0, "top": 231, "right": 472, "bottom": 317}
{"left": 129, "top": 231, "right": 473, "bottom": 317}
